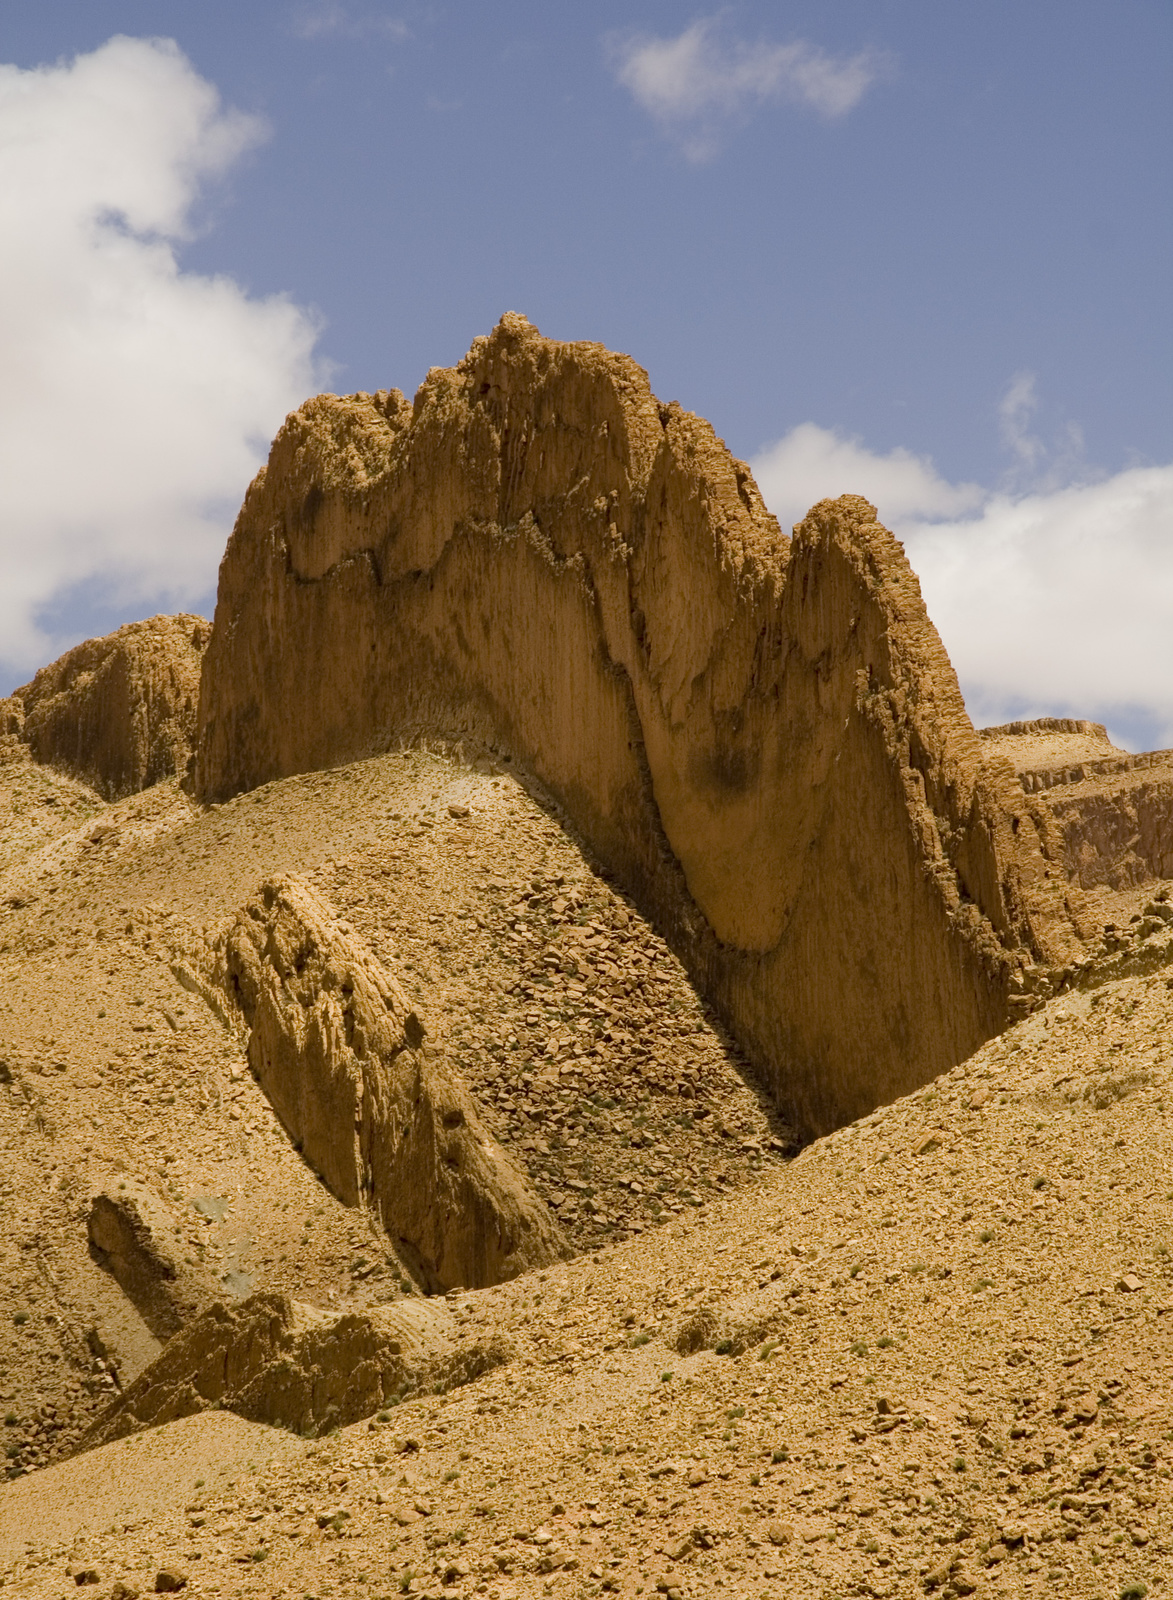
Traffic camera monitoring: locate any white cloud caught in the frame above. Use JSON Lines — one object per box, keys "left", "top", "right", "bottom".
{"left": 751, "top": 423, "right": 984, "bottom": 530}
{"left": 293, "top": 3, "right": 409, "bottom": 42}
{"left": 609, "top": 17, "right": 885, "bottom": 159}
{"left": 0, "top": 36, "right": 323, "bottom": 685}
{"left": 751, "top": 425, "right": 1173, "bottom": 749}
{"left": 900, "top": 468, "right": 1173, "bottom": 747}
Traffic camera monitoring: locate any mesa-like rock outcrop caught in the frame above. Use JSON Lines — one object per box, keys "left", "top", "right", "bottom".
{"left": 5, "top": 614, "right": 209, "bottom": 799}
{"left": 983, "top": 718, "right": 1173, "bottom": 896}
{"left": 195, "top": 315, "right": 1084, "bottom": 1136}
{"left": 214, "top": 876, "right": 569, "bottom": 1289}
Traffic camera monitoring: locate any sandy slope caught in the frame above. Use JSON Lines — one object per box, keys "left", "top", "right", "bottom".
{"left": 2, "top": 960, "right": 1172, "bottom": 1598}
{"left": 2, "top": 745, "right": 1172, "bottom": 1600}
{"left": 0, "top": 747, "right": 786, "bottom": 1469}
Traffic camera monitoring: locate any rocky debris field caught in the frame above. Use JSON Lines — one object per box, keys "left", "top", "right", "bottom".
{"left": 2, "top": 956, "right": 1172, "bottom": 1599}
{"left": 0, "top": 746, "right": 788, "bottom": 1477}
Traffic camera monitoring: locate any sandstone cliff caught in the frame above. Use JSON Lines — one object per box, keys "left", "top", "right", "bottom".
{"left": 9, "top": 614, "right": 209, "bottom": 799}
{"left": 216, "top": 876, "right": 569, "bottom": 1289}
{"left": 195, "top": 314, "right": 1084, "bottom": 1136}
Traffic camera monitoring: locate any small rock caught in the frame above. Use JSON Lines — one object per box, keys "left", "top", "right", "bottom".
{"left": 532, "top": 1524, "right": 553, "bottom": 1544}
{"left": 912, "top": 1131, "right": 942, "bottom": 1156}
{"left": 153, "top": 1573, "right": 187, "bottom": 1594}
{"left": 967, "top": 1088, "right": 991, "bottom": 1110}
{"left": 766, "top": 1520, "right": 793, "bottom": 1546}
{"left": 447, "top": 804, "right": 470, "bottom": 819}
{"left": 73, "top": 1571, "right": 100, "bottom": 1587}
{"left": 1117, "top": 1273, "right": 1142, "bottom": 1293}
{"left": 110, "top": 1586, "right": 140, "bottom": 1600}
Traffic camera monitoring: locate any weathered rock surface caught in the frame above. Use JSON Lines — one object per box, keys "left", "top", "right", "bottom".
{"left": 981, "top": 720, "right": 1173, "bottom": 895}
{"left": 84, "top": 1290, "right": 510, "bottom": 1449}
{"left": 216, "top": 875, "right": 569, "bottom": 1289}
{"left": 87, "top": 1182, "right": 219, "bottom": 1341}
{"left": 10, "top": 614, "right": 209, "bottom": 799}
{"left": 195, "top": 314, "right": 1084, "bottom": 1135}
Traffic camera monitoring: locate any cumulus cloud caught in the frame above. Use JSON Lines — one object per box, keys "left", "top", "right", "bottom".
{"left": 608, "top": 17, "right": 886, "bottom": 159}
{"left": 750, "top": 424, "right": 1173, "bottom": 749}
{"left": 0, "top": 35, "right": 322, "bottom": 687}
{"left": 751, "top": 423, "right": 984, "bottom": 530}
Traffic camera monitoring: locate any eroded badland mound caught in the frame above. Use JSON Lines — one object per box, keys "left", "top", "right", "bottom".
{"left": 3, "top": 317, "right": 1173, "bottom": 1600}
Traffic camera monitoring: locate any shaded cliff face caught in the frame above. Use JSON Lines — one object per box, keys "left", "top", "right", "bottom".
{"left": 7, "top": 614, "right": 209, "bottom": 799}
{"left": 196, "top": 314, "right": 1081, "bottom": 1137}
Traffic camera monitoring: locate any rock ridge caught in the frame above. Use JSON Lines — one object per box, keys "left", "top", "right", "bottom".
{"left": 213, "top": 875, "right": 569, "bottom": 1289}
{"left": 193, "top": 315, "right": 1092, "bottom": 1136}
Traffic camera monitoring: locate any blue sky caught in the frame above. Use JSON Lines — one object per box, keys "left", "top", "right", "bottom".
{"left": 1, "top": 2, "right": 1171, "bottom": 743}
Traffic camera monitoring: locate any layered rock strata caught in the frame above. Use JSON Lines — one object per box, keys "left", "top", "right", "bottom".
{"left": 6, "top": 614, "right": 209, "bottom": 798}
{"left": 215, "top": 876, "right": 569, "bottom": 1289}
{"left": 195, "top": 314, "right": 1086, "bottom": 1136}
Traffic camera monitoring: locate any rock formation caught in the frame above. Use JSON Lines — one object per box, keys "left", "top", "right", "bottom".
{"left": 194, "top": 315, "right": 1086, "bottom": 1136}
{"left": 87, "top": 1182, "right": 218, "bottom": 1341}
{"left": 85, "top": 1290, "right": 511, "bottom": 1449}
{"left": 216, "top": 876, "right": 569, "bottom": 1289}
{"left": 982, "top": 719, "right": 1173, "bottom": 896}
{"left": 7, "top": 614, "right": 209, "bottom": 799}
